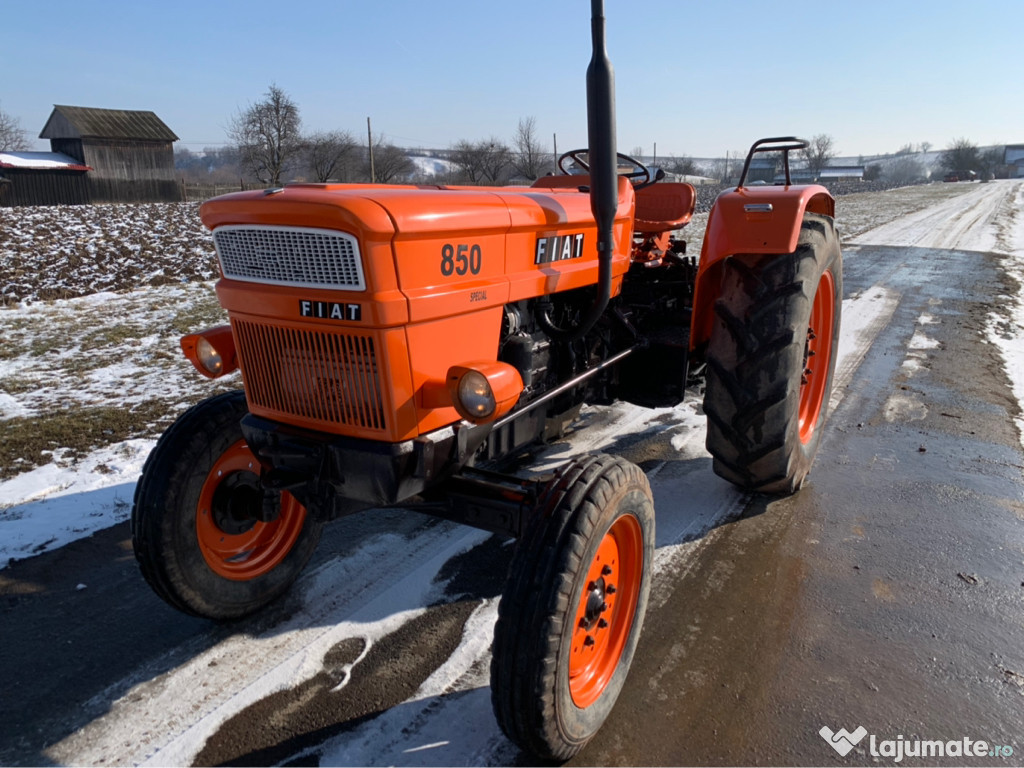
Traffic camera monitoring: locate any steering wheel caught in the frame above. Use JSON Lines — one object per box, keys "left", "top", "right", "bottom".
{"left": 557, "top": 149, "right": 651, "bottom": 188}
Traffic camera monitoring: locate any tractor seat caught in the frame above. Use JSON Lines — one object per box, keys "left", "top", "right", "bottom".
{"left": 531, "top": 174, "right": 592, "bottom": 190}
{"left": 633, "top": 182, "right": 695, "bottom": 234}
{"left": 531, "top": 175, "right": 695, "bottom": 234}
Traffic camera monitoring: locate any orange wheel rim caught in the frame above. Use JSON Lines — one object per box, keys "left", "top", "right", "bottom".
{"left": 799, "top": 269, "right": 835, "bottom": 445}
{"left": 568, "top": 513, "right": 643, "bottom": 708}
{"left": 195, "top": 439, "right": 307, "bottom": 581}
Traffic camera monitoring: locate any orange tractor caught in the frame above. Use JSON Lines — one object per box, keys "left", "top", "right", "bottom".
{"left": 132, "top": 2, "right": 841, "bottom": 759}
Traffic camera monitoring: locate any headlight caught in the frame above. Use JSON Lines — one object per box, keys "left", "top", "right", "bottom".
{"left": 457, "top": 371, "right": 496, "bottom": 419}
{"left": 181, "top": 326, "right": 238, "bottom": 379}
{"left": 442, "top": 362, "right": 524, "bottom": 424}
{"left": 195, "top": 337, "right": 224, "bottom": 376}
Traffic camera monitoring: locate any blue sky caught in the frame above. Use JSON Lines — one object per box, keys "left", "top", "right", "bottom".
{"left": 4, "top": 0, "right": 1021, "bottom": 160}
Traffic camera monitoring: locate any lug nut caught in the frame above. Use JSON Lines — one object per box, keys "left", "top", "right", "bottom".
{"left": 606, "top": 584, "right": 617, "bottom": 594}
{"left": 602, "top": 565, "right": 612, "bottom": 576}
{"left": 584, "top": 635, "right": 595, "bottom": 647}
{"left": 598, "top": 618, "right": 609, "bottom": 629}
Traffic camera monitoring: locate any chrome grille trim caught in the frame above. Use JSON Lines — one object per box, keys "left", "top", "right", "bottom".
{"left": 212, "top": 225, "right": 365, "bottom": 290}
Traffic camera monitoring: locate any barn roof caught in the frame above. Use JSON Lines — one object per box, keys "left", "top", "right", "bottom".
{"left": 39, "top": 105, "right": 178, "bottom": 142}
{"left": 0, "top": 151, "right": 92, "bottom": 171}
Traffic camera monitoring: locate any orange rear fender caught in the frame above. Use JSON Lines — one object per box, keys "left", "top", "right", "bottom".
{"left": 690, "top": 184, "right": 834, "bottom": 352}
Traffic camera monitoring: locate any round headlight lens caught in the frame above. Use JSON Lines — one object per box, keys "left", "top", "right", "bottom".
{"left": 457, "top": 371, "right": 495, "bottom": 419}
{"left": 196, "top": 337, "right": 224, "bottom": 376}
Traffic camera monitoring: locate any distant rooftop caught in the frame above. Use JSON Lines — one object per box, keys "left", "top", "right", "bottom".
{"left": 39, "top": 105, "right": 178, "bottom": 142}
{"left": 0, "top": 151, "right": 92, "bottom": 171}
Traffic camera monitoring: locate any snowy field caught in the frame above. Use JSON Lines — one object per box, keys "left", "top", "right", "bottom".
{"left": 0, "top": 180, "right": 1020, "bottom": 569}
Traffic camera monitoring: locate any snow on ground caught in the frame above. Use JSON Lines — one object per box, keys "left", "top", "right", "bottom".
{"left": 0, "top": 439, "right": 152, "bottom": 564}
{"left": 410, "top": 155, "right": 456, "bottom": 179}
{"left": 986, "top": 183, "right": 1024, "bottom": 449}
{"left": 0, "top": 285, "right": 228, "bottom": 418}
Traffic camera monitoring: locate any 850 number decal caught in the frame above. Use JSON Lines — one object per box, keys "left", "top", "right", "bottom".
{"left": 441, "top": 243, "right": 482, "bottom": 277}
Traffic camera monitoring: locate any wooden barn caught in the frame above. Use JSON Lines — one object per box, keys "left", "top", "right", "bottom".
{"left": 40, "top": 105, "right": 181, "bottom": 203}
{"left": 0, "top": 151, "right": 92, "bottom": 207}
{"left": 0, "top": 105, "right": 182, "bottom": 206}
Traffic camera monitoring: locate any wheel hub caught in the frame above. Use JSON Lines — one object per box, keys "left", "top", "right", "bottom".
{"left": 569, "top": 515, "right": 643, "bottom": 709}
{"left": 580, "top": 569, "right": 615, "bottom": 631}
{"left": 211, "top": 472, "right": 262, "bottom": 536}
{"left": 195, "top": 439, "right": 309, "bottom": 582}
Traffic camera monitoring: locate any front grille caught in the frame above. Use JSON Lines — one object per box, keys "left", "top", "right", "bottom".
{"left": 233, "top": 319, "right": 387, "bottom": 433}
{"left": 213, "top": 225, "right": 365, "bottom": 290}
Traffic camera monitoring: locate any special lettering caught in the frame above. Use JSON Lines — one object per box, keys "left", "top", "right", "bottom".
{"left": 535, "top": 233, "right": 584, "bottom": 265}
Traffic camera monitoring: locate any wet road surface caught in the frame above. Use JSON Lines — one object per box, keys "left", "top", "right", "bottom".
{"left": 576, "top": 240, "right": 1024, "bottom": 765}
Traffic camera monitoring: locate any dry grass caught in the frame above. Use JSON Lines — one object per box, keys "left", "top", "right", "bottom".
{"left": 0, "top": 400, "right": 176, "bottom": 481}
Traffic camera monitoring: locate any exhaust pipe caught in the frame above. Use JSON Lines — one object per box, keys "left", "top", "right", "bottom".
{"left": 543, "top": 0, "right": 617, "bottom": 341}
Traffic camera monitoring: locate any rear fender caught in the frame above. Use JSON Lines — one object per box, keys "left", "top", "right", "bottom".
{"left": 689, "top": 184, "right": 834, "bottom": 352}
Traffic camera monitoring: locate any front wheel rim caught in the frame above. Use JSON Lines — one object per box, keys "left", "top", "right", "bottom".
{"left": 196, "top": 439, "right": 307, "bottom": 581}
{"left": 799, "top": 269, "right": 836, "bottom": 445}
{"left": 568, "top": 513, "right": 644, "bottom": 709}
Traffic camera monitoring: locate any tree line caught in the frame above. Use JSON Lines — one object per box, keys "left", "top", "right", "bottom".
{"left": 180, "top": 85, "right": 560, "bottom": 187}
{"left": 0, "top": 94, "right": 1014, "bottom": 187}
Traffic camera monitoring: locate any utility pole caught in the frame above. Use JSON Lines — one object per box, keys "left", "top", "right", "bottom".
{"left": 653, "top": 142, "right": 657, "bottom": 167}
{"left": 367, "top": 117, "right": 376, "bottom": 183}
{"left": 553, "top": 132, "right": 558, "bottom": 173}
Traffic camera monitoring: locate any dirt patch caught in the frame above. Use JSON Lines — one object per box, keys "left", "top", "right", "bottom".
{"left": 0, "top": 203, "right": 218, "bottom": 305}
{"left": 0, "top": 400, "right": 177, "bottom": 481}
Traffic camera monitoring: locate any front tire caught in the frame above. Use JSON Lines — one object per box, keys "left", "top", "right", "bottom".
{"left": 131, "top": 391, "right": 323, "bottom": 619}
{"left": 703, "top": 212, "right": 842, "bottom": 494}
{"left": 491, "top": 454, "right": 654, "bottom": 761}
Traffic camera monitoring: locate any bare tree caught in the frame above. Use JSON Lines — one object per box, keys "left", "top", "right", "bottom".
{"left": 511, "top": 117, "right": 549, "bottom": 180}
{"left": 939, "top": 137, "right": 980, "bottom": 177}
{"left": 978, "top": 146, "right": 1003, "bottom": 179}
{"left": 228, "top": 84, "right": 303, "bottom": 186}
{"left": 800, "top": 134, "right": 837, "bottom": 176}
{"left": 479, "top": 138, "right": 511, "bottom": 184}
{"left": 886, "top": 156, "right": 925, "bottom": 185}
{"left": 663, "top": 154, "right": 698, "bottom": 177}
{"left": 450, "top": 140, "right": 487, "bottom": 183}
{"left": 306, "top": 130, "right": 358, "bottom": 182}
{"left": 365, "top": 140, "right": 414, "bottom": 184}
{"left": 0, "top": 104, "right": 29, "bottom": 151}
{"left": 451, "top": 138, "right": 512, "bottom": 185}
{"left": 919, "top": 141, "right": 932, "bottom": 154}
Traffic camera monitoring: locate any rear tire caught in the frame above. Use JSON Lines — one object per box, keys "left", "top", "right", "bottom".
{"left": 131, "top": 391, "right": 323, "bottom": 619}
{"left": 703, "top": 213, "right": 842, "bottom": 494}
{"left": 491, "top": 454, "right": 654, "bottom": 761}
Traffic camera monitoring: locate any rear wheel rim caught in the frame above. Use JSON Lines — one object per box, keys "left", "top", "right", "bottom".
{"left": 568, "top": 513, "right": 643, "bottom": 708}
{"left": 196, "top": 439, "right": 307, "bottom": 581}
{"left": 799, "top": 269, "right": 836, "bottom": 445}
